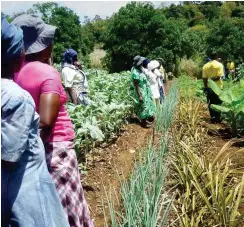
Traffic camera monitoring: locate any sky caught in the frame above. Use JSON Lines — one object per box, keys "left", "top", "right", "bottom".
{"left": 1, "top": 1, "right": 180, "bottom": 23}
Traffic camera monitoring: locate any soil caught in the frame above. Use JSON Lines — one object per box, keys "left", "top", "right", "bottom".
{"left": 81, "top": 80, "right": 173, "bottom": 226}
{"left": 82, "top": 123, "right": 153, "bottom": 226}
{"left": 80, "top": 80, "right": 244, "bottom": 226}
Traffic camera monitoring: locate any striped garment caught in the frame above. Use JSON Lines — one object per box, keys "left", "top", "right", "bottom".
{"left": 45, "top": 141, "right": 94, "bottom": 227}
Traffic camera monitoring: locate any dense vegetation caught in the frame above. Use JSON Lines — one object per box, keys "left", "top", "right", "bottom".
{"left": 4, "top": 1, "right": 244, "bottom": 73}
{"left": 3, "top": 2, "right": 244, "bottom": 226}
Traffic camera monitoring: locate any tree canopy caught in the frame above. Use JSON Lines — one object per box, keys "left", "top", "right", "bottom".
{"left": 3, "top": 1, "right": 244, "bottom": 72}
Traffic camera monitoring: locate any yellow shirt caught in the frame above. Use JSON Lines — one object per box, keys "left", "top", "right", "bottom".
{"left": 202, "top": 60, "right": 224, "bottom": 89}
{"left": 159, "top": 65, "right": 166, "bottom": 80}
{"left": 227, "top": 62, "right": 235, "bottom": 70}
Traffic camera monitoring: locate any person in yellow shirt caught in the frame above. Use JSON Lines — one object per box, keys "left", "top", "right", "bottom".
{"left": 226, "top": 59, "right": 235, "bottom": 80}
{"left": 202, "top": 52, "right": 224, "bottom": 123}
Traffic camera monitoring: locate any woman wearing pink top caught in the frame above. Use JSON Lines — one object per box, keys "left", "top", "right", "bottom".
{"left": 13, "top": 15, "right": 93, "bottom": 227}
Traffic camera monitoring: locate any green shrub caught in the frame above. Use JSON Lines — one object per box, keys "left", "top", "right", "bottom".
{"left": 179, "top": 57, "right": 201, "bottom": 78}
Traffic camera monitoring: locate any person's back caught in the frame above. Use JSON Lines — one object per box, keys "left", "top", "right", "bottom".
{"left": 15, "top": 61, "right": 75, "bottom": 143}
{"left": 1, "top": 80, "right": 69, "bottom": 227}
{"left": 227, "top": 61, "right": 235, "bottom": 70}
{"left": 202, "top": 60, "right": 224, "bottom": 88}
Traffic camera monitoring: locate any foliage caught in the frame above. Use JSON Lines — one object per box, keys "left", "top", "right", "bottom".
{"left": 102, "top": 2, "right": 189, "bottom": 73}
{"left": 172, "top": 142, "right": 244, "bottom": 227}
{"left": 4, "top": 1, "right": 244, "bottom": 71}
{"left": 206, "top": 18, "right": 244, "bottom": 63}
{"left": 176, "top": 75, "right": 204, "bottom": 101}
{"left": 104, "top": 84, "right": 178, "bottom": 226}
{"left": 171, "top": 99, "right": 244, "bottom": 227}
{"left": 64, "top": 69, "right": 133, "bottom": 156}
{"left": 179, "top": 57, "right": 201, "bottom": 78}
{"left": 208, "top": 79, "right": 244, "bottom": 137}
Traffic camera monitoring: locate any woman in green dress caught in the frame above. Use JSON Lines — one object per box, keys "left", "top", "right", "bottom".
{"left": 131, "top": 56, "right": 156, "bottom": 127}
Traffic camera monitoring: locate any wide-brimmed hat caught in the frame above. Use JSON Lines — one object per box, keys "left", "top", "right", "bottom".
{"left": 136, "top": 57, "right": 146, "bottom": 66}
{"left": 12, "top": 14, "right": 57, "bottom": 55}
{"left": 133, "top": 55, "right": 141, "bottom": 62}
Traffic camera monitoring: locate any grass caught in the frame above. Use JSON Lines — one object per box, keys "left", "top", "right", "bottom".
{"left": 89, "top": 48, "right": 106, "bottom": 69}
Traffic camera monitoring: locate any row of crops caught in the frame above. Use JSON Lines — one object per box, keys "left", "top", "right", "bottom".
{"left": 64, "top": 69, "right": 134, "bottom": 156}
{"left": 53, "top": 63, "right": 244, "bottom": 226}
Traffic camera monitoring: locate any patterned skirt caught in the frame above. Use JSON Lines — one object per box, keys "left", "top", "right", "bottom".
{"left": 45, "top": 141, "right": 94, "bottom": 227}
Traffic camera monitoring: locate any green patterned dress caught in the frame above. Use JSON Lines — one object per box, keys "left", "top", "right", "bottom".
{"left": 131, "top": 67, "right": 155, "bottom": 120}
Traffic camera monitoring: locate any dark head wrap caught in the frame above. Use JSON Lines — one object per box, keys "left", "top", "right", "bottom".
{"left": 1, "top": 15, "right": 23, "bottom": 64}
{"left": 62, "top": 49, "right": 78, "bottom": 67}
{"left": 142, "top": 58, "right": 150, "bottom": 68}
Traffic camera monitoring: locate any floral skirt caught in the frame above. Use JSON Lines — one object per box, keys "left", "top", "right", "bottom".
{"left": 45, "top": 141, "right": 94, "bottom": 227}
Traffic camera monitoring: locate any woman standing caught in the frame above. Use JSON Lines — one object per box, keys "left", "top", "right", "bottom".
{"left": 143, "top": 60, "right": 161, "bottom": 107}
{"left": 1, "top": 16, "right": 69, "bottom": 227}
{"left": 13, "top": 14, "right": 93, "bottom": 227}
{"left": 131, "top": 56, "right": 155, "bottom": 128}
{"left": 61, "top": 49, "right": 90, "bottom": 105}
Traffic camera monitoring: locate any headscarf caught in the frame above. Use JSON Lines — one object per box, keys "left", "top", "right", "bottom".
{"left": 62, "top": 49, "right": 78, "bottom": 67}
{"left": 142, "top": 58, "right": 150, "bottom": 68}
{"left": 1, "top": 15, "right": 23, "bottom": 64}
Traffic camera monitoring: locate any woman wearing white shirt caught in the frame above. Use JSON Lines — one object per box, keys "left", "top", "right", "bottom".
{"left": 61, "top": 49, "right": 90, "bottom": 105}
{"left": 142, "top": 60, "right": 163, "bottom": 107}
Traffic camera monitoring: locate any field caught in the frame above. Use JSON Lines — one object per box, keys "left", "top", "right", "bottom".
{"left": 4, "top": 1, "right": 244, "bottom": 226}
{"left": 62, "top": 67, "right": 244, "bottom": 226}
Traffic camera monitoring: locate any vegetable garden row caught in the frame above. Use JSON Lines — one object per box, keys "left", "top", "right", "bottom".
{"left": 55, "top": 65, "right": 244, "bottom": 226}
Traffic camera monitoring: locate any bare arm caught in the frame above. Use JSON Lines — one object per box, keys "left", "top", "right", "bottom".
{"left": 133, "top": 79, "right": 143, "bottom": 101}
{"left": 39, "top": 93, "right": 60, "bottom": 143}
{"left": 203, "top": 78, "right": 208, "bottom": 88}
{"left": 67, "top": 87, "right": 78, "bottom": 104}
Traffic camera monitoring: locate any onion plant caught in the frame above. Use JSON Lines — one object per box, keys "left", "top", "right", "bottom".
{"left": 103, "top": 83, "right": 178, "bottom": 226}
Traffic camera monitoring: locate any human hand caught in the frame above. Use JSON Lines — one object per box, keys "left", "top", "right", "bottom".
{"left": 139, "top": 95, "right": 143, "bottom": 102}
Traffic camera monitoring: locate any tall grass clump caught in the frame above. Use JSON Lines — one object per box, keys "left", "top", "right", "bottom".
{"left": 179, "top": 57, "right": 201, "bottom": 78}
{"left": 155, "top": 83, "right": 178, "bottom": 133}
{"left": 104, "top": 83, "right": 179, "bottom": 226}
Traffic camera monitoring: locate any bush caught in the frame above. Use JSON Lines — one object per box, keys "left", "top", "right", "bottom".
{"left": 179, "top": 57, "right": 201, "bottom": 78}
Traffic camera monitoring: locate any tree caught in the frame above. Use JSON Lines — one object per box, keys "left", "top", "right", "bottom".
{"left": 103, "top": 2, "right": 188, "bottom": 73}
{"left": 33, "top": 2, "right": 95, "bottom": 63}
{"left": 207, "top": 18, "right": 244, "bottom": 63}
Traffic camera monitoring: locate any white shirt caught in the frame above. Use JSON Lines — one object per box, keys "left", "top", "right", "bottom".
{"left": 62, "top": 64, "right": 88, "bottom": 94}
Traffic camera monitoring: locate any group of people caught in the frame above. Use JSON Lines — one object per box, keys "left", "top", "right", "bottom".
{"left": 130, "top": 55, "right": 167, "bottom": 128}
{"left": 2, "top": 14, "right": 93, "bottom": 227}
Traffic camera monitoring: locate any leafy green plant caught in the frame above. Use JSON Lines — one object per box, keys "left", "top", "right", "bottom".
{"left": 234, "top": 64, "right": 244, "bottom": 82}
{"left": 61, "top": 69, "right": 134, "bottom": 158}
{"left": 208, "top": 79, "right": 244, "bottom": 137}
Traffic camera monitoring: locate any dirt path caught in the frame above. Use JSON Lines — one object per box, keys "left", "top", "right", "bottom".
{"left": 82, "top": 124, "right": 153, "bottom": 226}
{"left": 81, "top": 80, "right": 173, "bottom": 226}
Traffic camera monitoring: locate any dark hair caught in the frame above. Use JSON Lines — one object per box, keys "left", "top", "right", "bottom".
{"left": 207, "top": 50, "right": 218, "bottom": 60}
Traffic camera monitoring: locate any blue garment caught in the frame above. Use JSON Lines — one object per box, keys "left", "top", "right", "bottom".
{"left": 1, "top": 79, "right": 69, "bottom": 227}
{"left": 62, "top": 49, "right": 77, "bottom": 67}
{"left": 1, "top": 15, "right": 23, "bottom": 64}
